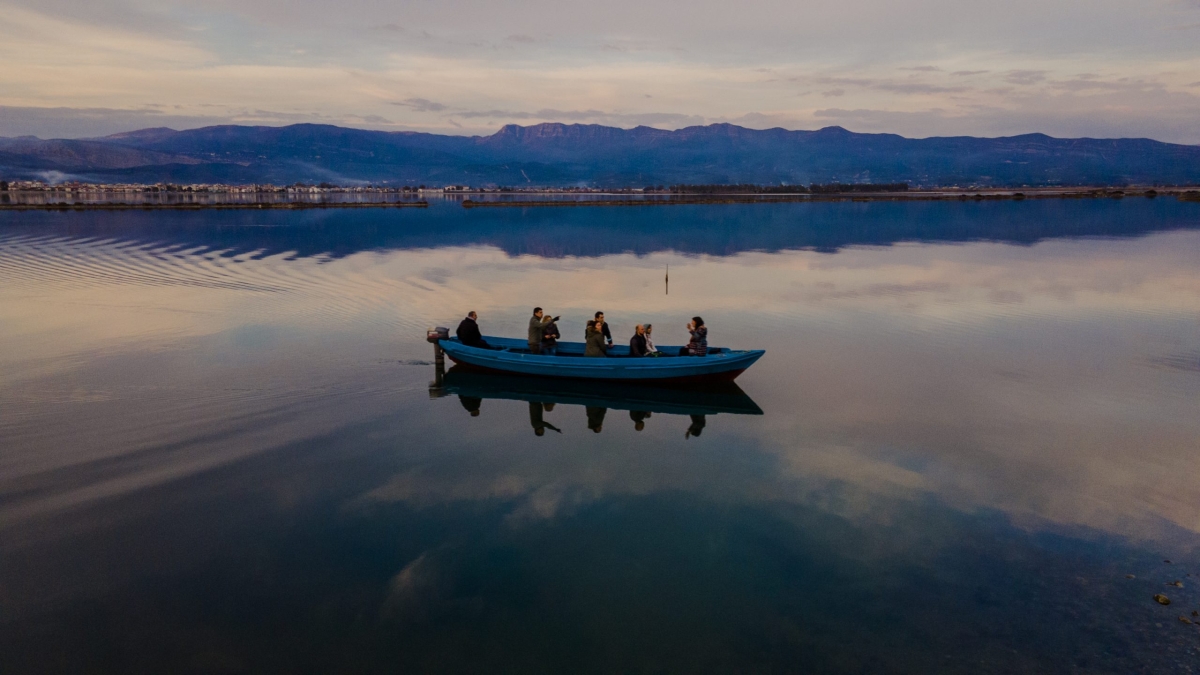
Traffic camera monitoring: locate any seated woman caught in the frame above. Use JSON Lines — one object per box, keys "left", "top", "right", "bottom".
{"left": 585, "top": 319, "right": 609, "bottom": 357}
{"left": 682, "top": 316, "right": 708, "bottom": 356}
{"left": 643, "top": 324, "right": 661, "bottom": 356}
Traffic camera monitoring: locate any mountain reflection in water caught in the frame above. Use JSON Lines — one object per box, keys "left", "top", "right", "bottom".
{"left": 2, "top": 197, "right": 1198, "bottom": 260}
{"left": 2, "top": 200, "right": 1199, "bottom": 674}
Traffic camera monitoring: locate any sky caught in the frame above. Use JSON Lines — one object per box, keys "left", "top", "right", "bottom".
{"left": 2, "top": 0, "right": 1199, "bottom": 142}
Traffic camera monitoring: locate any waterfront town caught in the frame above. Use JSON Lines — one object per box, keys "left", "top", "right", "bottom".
{"left": 0, "top": 180, "right": 650, "bottom": 194}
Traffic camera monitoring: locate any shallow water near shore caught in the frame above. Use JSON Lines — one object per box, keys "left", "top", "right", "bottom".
{"left": 2, "top": 199, "right": 1200, "bottom": 673}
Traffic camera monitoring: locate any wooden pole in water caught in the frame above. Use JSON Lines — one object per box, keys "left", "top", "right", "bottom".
{"left": 665, "top": 264, "right": 669, "bottom": 295}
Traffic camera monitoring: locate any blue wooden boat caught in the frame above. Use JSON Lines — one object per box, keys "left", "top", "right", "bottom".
{"left": 434, "top": 334, "right": 764, "bottom": 383}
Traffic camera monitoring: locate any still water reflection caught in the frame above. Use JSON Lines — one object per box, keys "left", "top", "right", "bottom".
{"left": 434, "top": 367, "right": 763, "bottom": 436}
{"left": 2, "top": 200, "right": 1200, "bottom": 673}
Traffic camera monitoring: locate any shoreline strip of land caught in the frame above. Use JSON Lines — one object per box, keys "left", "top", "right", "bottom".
{"left": 0, "top": 201, "right": 429, "bottom": 211}
{"left": 463, "top": 189, "right": 1200, "bottom": 208}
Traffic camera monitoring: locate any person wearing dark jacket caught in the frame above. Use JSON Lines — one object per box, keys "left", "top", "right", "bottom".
{"left": 594, "top": 310, "right": 613, "bottom": 345}
{"left": 542, "top": 320, "right": 561, "bottom": 356}
{"left": 456, "top": 311, "right": 487, "bottom": 348}
{"left": 682, "top": 316, "right": 708, "bottom": 356}
{"left": 585, "top": 320, "right": 608, "bottom": 357}
{"left": 629, "top": 324, "right": 649, "bottom": 357}
{"left": 527, "top": 307, "right": 557, "bottom": 354}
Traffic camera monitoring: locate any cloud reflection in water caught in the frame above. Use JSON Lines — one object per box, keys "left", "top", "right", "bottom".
{"left": 1, "top": 200, "right": 1199, "bottom": 672}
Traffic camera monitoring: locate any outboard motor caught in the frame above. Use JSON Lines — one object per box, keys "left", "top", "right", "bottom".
{"left": 427, "top": 327, "right": 450, "bottom": 395}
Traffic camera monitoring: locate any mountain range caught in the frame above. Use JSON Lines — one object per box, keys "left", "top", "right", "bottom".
{"left": 3, "top": 122, "right": 1200, "bottom": 187}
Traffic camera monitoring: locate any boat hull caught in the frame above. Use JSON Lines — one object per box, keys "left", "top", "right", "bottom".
{"left": 439, "top": 336, "right": 764, "bottom": 384}
{"left": 446, "top": 356, "right": 749, "bottom": 384}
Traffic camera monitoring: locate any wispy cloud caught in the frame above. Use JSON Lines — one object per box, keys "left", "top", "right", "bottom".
{"left": 801, "top": 75, "right": 967, "bottom": 95}
{"left": 454, "top": 108, "right": 706, "bottom": 128}
{"left": 1005, "top": 70, "right": 1048, "bottom": 85}
{"left": 391, "top": 98, "right": 448, "bottom": 112}
{"left": 0, "top": 5, "right": 209, "bottom": 68}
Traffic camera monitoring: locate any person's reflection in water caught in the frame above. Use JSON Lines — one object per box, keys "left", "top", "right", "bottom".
{"left": 586, "top": 406, "right": 607, "bottom": 433}
{"left": 629, "top": 410, "right": 651, "bottom": 431}
{"left": 685, "top": 414, "right": 706, "bottom": 438}
{"left": 529, "top": 401, "right": 562, "bottom": 436}
{"left": 458, "top": 395, "right": 482, "bottom": 417}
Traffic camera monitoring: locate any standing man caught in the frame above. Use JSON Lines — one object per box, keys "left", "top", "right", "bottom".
{"left": 456, "top": 311, "right": 487, "bottom": 348}
{"left": 528, "top": 307, "right": 556, "bottom": 354}
{"left": 594, "top": 310, "right": 613, "bottom": 346}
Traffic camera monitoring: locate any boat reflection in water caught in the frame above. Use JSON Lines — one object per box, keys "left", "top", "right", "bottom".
{"left": 431, "top": 365, "right": 763, "bottom": 436}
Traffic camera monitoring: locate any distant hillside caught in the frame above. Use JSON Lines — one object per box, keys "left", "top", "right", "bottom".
{"left": 3, "top": 122, "right": 1200, "bottom": 187}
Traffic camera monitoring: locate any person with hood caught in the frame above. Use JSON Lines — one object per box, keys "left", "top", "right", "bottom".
{"left": 643, "top": 324, "right": 661, "bottom": 356}
{"left": 456, "top": 311, "right": 488, "bottom": 348}
{"left": 528, "top": 307, "right": 557, "bottom": 354}
{"left": 585, "top": 319, "right": 609, "bottom": 357}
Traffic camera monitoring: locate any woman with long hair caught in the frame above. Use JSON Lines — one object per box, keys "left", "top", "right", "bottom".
{"left": 683, "top": 316, "right": 708, "bottom": 356}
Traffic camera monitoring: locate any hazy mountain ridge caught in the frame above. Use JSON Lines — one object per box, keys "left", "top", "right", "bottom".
{"left": 2, "top": 122, "right": 1200, "bottom": 186}
{"left": 0, "top": 137, "right": 201, "bottom": 170}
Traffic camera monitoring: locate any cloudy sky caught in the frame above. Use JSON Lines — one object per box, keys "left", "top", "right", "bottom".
{"left": 2, "top": 0, "right": 1200, "bottom": 141}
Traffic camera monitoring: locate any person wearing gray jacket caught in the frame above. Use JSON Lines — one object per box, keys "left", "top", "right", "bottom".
{"left": 528, "top": 307, "right": 557, "bottom": 354}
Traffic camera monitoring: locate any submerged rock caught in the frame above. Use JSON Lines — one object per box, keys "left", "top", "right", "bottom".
{"left": 1169, "top": 580, "right": 1184, "bottom": 588}
{"left": 1154, "top": 594, "right": 1171, "bottom": 605}
{"left": 1179, "top": 616, "right": 1193, "bottom": 624}
{"left": 1126, "top": 574, "right": 1136, "bottom": 579}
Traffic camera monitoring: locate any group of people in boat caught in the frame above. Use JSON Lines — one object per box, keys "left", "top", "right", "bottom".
{"left": 455, "top": 308, "right": 709, "bottom": 357}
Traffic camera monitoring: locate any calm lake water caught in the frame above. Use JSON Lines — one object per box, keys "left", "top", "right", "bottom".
{"left": 2, "top": 199, "right": 1200, "bottom": 673}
